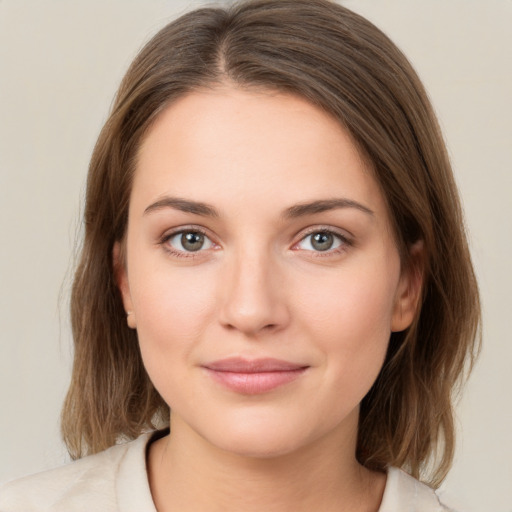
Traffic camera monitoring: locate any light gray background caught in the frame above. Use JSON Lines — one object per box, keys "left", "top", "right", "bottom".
{"left": 0, "top": 1, "right": 510, "bottom": 511}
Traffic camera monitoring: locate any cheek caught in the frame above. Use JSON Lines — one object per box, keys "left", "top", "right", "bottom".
{"left": 298, "top": 260, "right": 399, "bottom": 338}
{"left": 129, "top": 265, "right": 221, "bottom": 411}
{"left": 129, "top": 262, "right": 217, "bottom": 367}
{"left": 295, "top": 257, "right": 400, "bottom": 385}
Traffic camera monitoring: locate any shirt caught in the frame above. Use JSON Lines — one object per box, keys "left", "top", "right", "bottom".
{"left": 0, "top": 432, "right": 456, "bottom": 511}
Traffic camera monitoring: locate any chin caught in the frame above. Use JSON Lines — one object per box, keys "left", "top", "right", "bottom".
{"left": 197, "top": 409, "right": 328, "bottom": 460}
{"left": 213, "top": 430, "right": 307, "bottom": 459}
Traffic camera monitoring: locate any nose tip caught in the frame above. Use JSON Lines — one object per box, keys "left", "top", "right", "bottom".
{"left": 222, "top": 309, "right": 279, "bottom": 335}
{"left": 218, "top": 257, "right": 289, "bottom": 337}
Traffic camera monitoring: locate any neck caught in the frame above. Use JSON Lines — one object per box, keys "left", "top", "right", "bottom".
{"left": 147, "top": 414, "right": 385, "bottom": 512}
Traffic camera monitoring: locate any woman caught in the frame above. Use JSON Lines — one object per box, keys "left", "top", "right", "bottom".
{"left": 0, "top": 0, "right": 480, "bottom": 510}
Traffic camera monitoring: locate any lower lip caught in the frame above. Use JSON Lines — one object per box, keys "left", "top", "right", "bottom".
{"left": 204, "top": 368, "right": 307, "bottom": 394}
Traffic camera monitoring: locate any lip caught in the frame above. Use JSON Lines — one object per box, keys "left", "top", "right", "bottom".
{"left": 202, "top": 357, "right": 308, "bottom": 394}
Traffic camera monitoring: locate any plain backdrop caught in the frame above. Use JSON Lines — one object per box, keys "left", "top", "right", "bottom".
{"left": 0, "top": 1, "right": 510, "bottom": 511}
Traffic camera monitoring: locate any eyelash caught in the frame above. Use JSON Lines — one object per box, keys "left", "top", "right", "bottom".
{"left": 159, "top": 226, "right": 353, "bottom": 259}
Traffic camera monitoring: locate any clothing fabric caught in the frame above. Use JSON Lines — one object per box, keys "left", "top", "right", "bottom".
{"left": 0, "top": 432, "right": 456, "bottom": 512}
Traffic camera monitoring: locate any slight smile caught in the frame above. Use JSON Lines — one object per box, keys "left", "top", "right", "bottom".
{"left": 202, "top": 358, "right": 309, "bottom": 394}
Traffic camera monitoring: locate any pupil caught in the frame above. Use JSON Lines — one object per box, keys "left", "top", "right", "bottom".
{"left": 181, "top": 232, "right": 204, "bottom": 251}
{"left": 311, "top": 232, "right": 333, "bottom": 251}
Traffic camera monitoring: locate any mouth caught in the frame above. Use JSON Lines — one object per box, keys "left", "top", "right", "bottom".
{"left": 202, "top": 357, "right": 309, "bottom": 394}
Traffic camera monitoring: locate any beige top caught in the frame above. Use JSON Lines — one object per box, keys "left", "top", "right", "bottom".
{"left": 0, "top": 432, "right": 456, "bottom": 512}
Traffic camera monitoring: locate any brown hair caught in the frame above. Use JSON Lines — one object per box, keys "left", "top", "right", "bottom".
{"left": 62, "top": 0, "right": 480, "bottom": 486}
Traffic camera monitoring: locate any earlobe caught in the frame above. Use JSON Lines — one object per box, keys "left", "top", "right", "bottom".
{"left": 126, "top": 310, "right": 137, "bottom": 329}
{"left": 391, "top": 240, "right": 424, "bottom": 333}
{"left": 113, "top": 241, "right": 137, "bottom": 329}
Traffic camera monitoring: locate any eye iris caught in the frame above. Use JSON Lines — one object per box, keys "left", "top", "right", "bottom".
{"left": 181, "top": 232, "right": 204, "bottom": 251}
{"left": 311, "top": 232, "right": 333, "bottom": 251}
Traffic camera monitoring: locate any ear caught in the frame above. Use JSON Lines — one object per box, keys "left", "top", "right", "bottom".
{"left": 391, "top": 240, "right": 425, "bottom": 333}
{"left": 113, "top": 241, "right": 137, "bottom": 329}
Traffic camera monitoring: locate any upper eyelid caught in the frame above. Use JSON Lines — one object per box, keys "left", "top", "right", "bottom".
{"left": 295, "top": 225, "right": 352, "bottom": 241}
{"left": 161, "top": 225, "right": 213, "bottom": 240}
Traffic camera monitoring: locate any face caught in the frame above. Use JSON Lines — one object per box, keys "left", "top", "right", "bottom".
{"left": 117, "top": 86, "right": 420, "bottom": 458}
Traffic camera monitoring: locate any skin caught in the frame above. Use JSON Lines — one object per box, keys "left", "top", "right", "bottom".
{"left": 116, "top": 86, "right": 422, "bottom": 512}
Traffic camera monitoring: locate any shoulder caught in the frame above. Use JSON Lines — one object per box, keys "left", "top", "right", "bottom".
{"left": 379, "top": 467, "right": 459, "bottom": 512}
{"left": 0, "top": 433, "right": 155, "bottom": 512}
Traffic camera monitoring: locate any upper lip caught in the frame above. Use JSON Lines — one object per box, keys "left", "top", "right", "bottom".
{"left": 203, "top": 357, "right": 307, "bottom": 373}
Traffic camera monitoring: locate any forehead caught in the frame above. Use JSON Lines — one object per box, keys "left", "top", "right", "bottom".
{"left": 132, "top": 86, "right": 387, "bottom": 218}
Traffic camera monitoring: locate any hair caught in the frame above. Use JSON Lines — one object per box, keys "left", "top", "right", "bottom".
{"left": 62, "top": 0, "right": 480, "bottom": 487}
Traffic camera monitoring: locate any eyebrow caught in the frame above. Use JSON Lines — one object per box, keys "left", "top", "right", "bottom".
{"left": 284, "top": 198, "right": 374, "bottom": 218}
{"left": 144, "top": 197, "right": 219, "bottom": 217}
{"left": 143, "top": 196, "right": 374, "bottom": 219}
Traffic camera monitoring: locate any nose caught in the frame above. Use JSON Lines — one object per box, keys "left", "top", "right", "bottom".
{"left": 218, "top": 249, "right": 290, "bottom": 337}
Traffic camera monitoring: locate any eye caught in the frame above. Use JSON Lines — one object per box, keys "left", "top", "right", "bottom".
{"left": 165, "top": 230, "right": 214, "bottom": 253}
{"left": 295, "top": 230, "right": 346, "bottom": 252}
